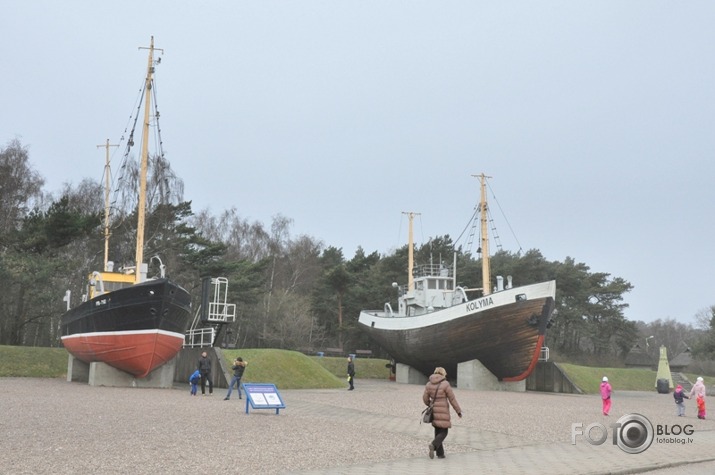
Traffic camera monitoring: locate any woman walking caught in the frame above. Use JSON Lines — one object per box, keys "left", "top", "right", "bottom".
{"left": 423, "top": 367, "right": 462, "bottom": 459}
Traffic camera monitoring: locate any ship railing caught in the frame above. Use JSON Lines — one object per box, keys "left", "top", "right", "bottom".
{"left": 539, "top": 346, "right": 550, "bottom": 362}
{"left": 206, "top": 277, "right": 236, "bottom": 322}
{"left": 184, "top": 327, "right": 216, "bottom": 348}
{"left": 206, "top": 301, "right": 236, "bottom": 323}
{"left": 412, "top": 263, "right": 453, "bottom": 278}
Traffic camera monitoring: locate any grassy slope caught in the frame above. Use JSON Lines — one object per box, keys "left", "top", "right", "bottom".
{"left": 219, "top": 349, "right": 341, "bottom": 389}
{"left": 558, "top": 363, "right": 710, "bottom": 394}
{"left": 0, "top": 346, "right": 69, "bottom": 378}
{"left": 558, "top": 364, "right": 655, "bottom": 393}
{"left": 0, "top": 345, "right": 392, "bottom": 389}
{"left": 310, "top": 355, "right": 392, "bottom": 380}
{"left": 1, "top": 345, "right": 708, "bottom": 393}
{"left": 221, "top": 349, "right": 392, "bottom": 388}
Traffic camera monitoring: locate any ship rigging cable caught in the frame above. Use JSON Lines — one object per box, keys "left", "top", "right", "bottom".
{"left": 454, "top": 178, "right": 523, "bottom": 255}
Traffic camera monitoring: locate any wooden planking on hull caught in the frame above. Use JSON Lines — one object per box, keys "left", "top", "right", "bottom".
{"left": 361, "top": 296, "right": 554, "bottom": 380}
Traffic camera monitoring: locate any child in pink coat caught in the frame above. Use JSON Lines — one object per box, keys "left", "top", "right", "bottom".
{"left": 600, "top": 376, "right": 612, "bottom": 416}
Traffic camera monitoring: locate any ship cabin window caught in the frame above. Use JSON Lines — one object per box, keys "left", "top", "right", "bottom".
{"left": 103, "top": 281, "right": 133, "bottom": 292}
{"left": 415, "top": 281, "right": 424, "bottom": 291}
{"left": 428, "top": 278, "right": 453, "bottom": 290}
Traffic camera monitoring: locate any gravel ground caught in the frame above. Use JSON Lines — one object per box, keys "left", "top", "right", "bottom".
{"left": 2, "top": 378, "right": 713, "bottom": 474}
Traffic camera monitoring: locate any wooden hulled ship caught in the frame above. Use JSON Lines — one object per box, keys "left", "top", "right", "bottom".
{"left": 358, "top": 174, "right": 556, "bottom": 381}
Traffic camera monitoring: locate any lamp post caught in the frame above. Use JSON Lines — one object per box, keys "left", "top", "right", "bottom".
{"left": 645, "top": 336, "right": 655, "bottom": 360}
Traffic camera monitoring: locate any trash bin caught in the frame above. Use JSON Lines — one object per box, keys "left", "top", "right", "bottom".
{"left": 656, "top": 378, "right": 669, "bottom": 394}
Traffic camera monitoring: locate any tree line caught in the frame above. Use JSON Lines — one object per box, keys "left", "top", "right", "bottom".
{"left": 1, "top": 139, "right": 713, "bottom": 366}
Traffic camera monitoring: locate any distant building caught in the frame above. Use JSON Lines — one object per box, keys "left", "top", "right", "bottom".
{"left": 624, "top": 343, "right": 655, "bottom": 369}
{"left": 669, "top": 347, "right": 693, "bottom": 373}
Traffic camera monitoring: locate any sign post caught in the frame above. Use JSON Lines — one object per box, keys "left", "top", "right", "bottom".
{"left": 241, "top": 383, "right": 286, "bottom": 415}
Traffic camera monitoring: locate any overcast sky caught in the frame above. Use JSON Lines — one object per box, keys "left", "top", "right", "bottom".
{"left": 3, "top": 2, "right": 714, "bottom": 326}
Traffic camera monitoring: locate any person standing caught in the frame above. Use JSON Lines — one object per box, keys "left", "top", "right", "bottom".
{"left": 673, "top": 384, "right": 689, "bottom": 416}
{"left": 600, "top": 376, "right": 612, "bottom": 416}
{"left": 423, "top": 367, "right": 462, "bottom": 459}
{"left": 689, "top": 377, "right": 707, "bottom": 419}
{"left": 347, "top": 356, "right": 355, "bottom": 390}
{"left": 224, "top": 357, "right": 247, "bottom": 400}
{"left": 198, "top": 351, "right": 213, "bottom": 396}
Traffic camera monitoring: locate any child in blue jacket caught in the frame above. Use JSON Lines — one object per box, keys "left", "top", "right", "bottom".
{"left": 189, "top": 370, "right": 201, "bottom": 396}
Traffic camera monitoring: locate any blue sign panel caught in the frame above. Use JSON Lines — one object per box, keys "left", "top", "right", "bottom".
{"left": 241, "top": 383, "right": 286, "bottom": 415}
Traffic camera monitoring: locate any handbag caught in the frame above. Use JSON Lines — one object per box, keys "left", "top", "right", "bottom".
{"left": 421, "top": 406, "right": 433, "bottom": 423}
{"left": 421, "top": 381, "right": 442, "bottom": 424}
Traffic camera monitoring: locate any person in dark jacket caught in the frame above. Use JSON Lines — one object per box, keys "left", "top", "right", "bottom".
{"left": 347, "top": 356, "right": 355, "bottom": 390}
{"left": 423, "top": 367, "right": 462, "bottom": 459}
{"left": 673, "top": 384, "right": 689, "bottom": 416}
{"left": 224, "top": 357, "right": 247, "bottom": 400}
{"left": 189, "top": 370, "right": 201, "bottom": 396}
{"left": 197, "top": 351, "right": 213, "bottom": 395}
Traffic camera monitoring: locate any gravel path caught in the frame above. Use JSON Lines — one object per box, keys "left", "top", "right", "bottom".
{"left": 2, "top": 378, "right": 713, "bottom": 474}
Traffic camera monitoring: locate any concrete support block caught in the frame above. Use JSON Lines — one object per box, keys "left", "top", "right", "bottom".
{"left": 88, "top": 358, "right": 177, "bottom": 388}
{"left": 395, "top": 363, "right": 428, "bottom": 385}
{"left": 67, "top": 355, "right": 89, "bottom": 383}
{"left": 457, "top": 359, "right": 525, "bottom": 392}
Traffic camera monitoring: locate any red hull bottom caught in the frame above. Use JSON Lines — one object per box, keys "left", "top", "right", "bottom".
{"left": 501, "top": 334, "right": 545, "bottom": 382}
{"left": 61, "top": 330, "right": 184, "bottom": 378}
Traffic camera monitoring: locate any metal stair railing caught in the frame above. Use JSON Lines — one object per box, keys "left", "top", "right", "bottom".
{"left": 183, "top": 277, "right": 236, "bottom": 348}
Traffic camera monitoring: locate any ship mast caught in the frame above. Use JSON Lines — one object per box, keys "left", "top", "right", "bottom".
{"left": 135, "top": 36, "right": 163, "bottom": 283}
{"left": 474, "top": 173, "right": 491, "bottom": 295}
{"left": 97, "top": 139, "right": 118, "bottom": 271}
{"left": 403, "top": 211, "right": 420, "bottom": 291}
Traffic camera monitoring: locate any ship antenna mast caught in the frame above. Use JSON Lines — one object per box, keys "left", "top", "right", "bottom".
{"left": 402, "top": 211, "right": 420, "bottom": 291}
{"left": 97, "top": 139, "right": 119, "bottom": 271}
{"left": 135, "top": 36, "right": 163, "bottom": 283}
{"left": 473, "top": 173, "right": 491, "bottom": 295}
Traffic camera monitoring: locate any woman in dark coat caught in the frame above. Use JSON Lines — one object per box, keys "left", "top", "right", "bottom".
{"left": 423, "top": 367, "right": 462, "bottom": 459}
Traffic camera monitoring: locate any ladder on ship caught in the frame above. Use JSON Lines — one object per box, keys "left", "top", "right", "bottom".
{"left": 184, "top": 277, "right": 236, "bottom": 348}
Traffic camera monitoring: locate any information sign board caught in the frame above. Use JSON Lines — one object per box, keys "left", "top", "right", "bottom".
{"left": 242, "top": 383, "right": 286, "bottom": 414}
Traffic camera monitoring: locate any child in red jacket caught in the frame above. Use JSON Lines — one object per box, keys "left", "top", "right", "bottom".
{"left": 696, "top": 395, "right": 706, "bottom": 420}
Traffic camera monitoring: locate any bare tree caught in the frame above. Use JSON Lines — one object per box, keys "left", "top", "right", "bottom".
{"left": 0, "top": 139, "right": 44, "bottom": 233}
{"left": 191, "top": 207, "right": 272, "bottom": 262}
{"left": 112, "top": 152, "right": 184, "bottom": 216}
